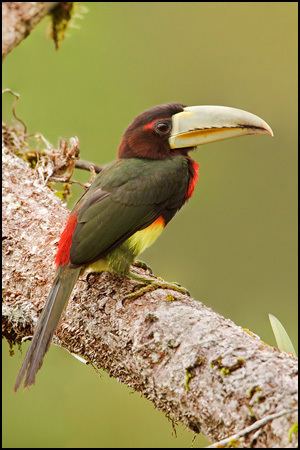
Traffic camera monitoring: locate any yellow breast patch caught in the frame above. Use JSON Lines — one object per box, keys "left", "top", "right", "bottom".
{"left": 127, "top": 216, "right": 165, "bottom": 256}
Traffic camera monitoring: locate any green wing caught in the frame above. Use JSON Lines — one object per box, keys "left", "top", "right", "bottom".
{"left": 70, "top": 157, "right": 189, "bottom": 266}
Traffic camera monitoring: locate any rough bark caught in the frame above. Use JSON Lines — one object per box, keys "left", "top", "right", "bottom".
{"left": 2, "top": 2, "right": 58, "bottom": 59}
{"left": 2, "top": 142, "right": 298, "bottom": 448}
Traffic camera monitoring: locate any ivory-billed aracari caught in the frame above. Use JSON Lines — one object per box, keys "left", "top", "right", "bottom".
{"left": 15, "top": 103, "right": 273, "bottom": 390}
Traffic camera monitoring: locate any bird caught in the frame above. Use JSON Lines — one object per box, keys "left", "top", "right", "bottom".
{"left": 14, "top": 103, "right": 273, "bottom": 390}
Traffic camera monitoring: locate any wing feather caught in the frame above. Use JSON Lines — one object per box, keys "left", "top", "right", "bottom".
{"left": 70, "top": 157, "right": 189, "bottom": 266}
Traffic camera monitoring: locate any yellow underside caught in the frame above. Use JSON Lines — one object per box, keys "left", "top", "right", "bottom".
{"left": 127, "top": 219, "right": 164, "bottom": 255}
{"left": 87, "top": 218, "right": 165, "bottom": 273}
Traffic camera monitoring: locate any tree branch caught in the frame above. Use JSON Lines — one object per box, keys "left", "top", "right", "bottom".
{"left": 2, "top": 2, "right": 59, "bottom": 59}
{"left": 207, "top": 409, "right": 298, "bottom": 448}
{"left": 75, "top": 158, "right": 103, "bottom": 174}
{"left": 2, "top": 135, "right": 298, "bottom": 448}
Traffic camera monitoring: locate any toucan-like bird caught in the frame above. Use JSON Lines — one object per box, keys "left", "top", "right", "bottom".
{"left": 15, "top": 103, "right": 273, "bottom": 390}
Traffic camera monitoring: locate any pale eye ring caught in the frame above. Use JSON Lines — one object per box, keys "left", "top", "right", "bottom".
{"left": 154, "top": 121, "right": 171, "bottom": 136}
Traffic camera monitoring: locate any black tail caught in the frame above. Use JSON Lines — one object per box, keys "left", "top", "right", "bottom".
{"left": 14, "top": 266, "right": 81, "bottom": 391}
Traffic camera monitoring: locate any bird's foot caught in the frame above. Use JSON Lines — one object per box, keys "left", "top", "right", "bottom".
{"left": 124, "top": 271, "right": 190, "bottom": 301}
{"left": 132, "top": 260, "right": 153, "bottom": 274}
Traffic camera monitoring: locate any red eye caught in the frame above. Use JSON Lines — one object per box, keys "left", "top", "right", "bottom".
{"left": 154, "top": 121, "right": 171, "bottom": 136}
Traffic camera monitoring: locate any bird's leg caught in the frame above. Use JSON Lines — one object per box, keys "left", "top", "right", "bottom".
{"left": 125, "top": 271, "right": 190, "bottom": 301}
{"left": 132, "top": 260, "right": 153, "bottom": 274}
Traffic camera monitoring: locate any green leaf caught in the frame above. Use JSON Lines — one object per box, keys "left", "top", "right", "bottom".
{"left": 288, "top": 423, "right": 298, "bottom": 443}
{"left": 269, "top": 314, "right": 297, "bottom": 356}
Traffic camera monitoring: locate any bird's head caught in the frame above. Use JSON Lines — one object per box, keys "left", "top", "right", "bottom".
{"left": 118, "top": 103, "right": 273, "bottom": 159}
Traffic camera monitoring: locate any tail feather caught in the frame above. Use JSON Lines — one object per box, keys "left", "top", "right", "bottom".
{"left": 14, "top": 266, "right": 81, "bottom": 391}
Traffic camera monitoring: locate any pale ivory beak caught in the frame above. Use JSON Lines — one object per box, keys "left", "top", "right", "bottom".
{"left": 169, "top": 105, "right": 273, "bottom": 149}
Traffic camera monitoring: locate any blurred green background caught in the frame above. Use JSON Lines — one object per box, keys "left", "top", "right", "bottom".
{"left": 2, "top": 2, "right": 297, "bottom": 448}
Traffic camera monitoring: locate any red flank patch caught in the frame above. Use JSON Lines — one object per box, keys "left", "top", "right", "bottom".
{"left": 55, "top": 213, "right": 78, "bottom": 266}
{"left": 186, "top": 161, "right": 199, "bottom": 199}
